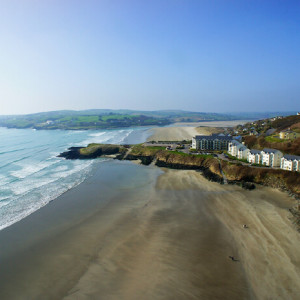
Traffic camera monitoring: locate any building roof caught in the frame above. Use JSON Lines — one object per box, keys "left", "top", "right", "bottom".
{"left": 262, "top": 148, "right": 282, "bottom": 154}
{"left": 233, "top": 135, "right": 242, "bottom": 140}
{"left": 230, "top": 140, "right": 241, "bottom": 145}
{"left": 250, "top": 149, "right": 261, "bottom": 154}
{"left": 211, "top": 133, "right": 231, "bottom": 137}
{"left": 265, "top": 128, "right": 276, "bottom": 136}
{"left": 239, "top": 146, "right": 249, "bottom": 151}
{"left": 283, "top": 154, "right": 300, "bottom": 161}
{"left": 194, "top": 135, "right": 232, "bottom": 141}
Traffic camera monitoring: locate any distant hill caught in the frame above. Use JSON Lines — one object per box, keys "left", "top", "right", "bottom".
{"left": 0, "top": 109, "right": 297, "bottom": 130}
{"left": 226, "top": 111, "right": 296, "bottom": 120}
{"left": 0, "top": 109, "right": 234, "bottom": 130}
{"left": 271, "top": 115, "right": 300, "bottom": 133}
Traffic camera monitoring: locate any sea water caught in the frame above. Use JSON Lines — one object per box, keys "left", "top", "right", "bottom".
{"left": 0, "top": 126, "right": 151, "bottom": 230}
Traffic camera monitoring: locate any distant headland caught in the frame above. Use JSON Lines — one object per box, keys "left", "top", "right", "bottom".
{"left": 0, "top": 109, "right": 296, "bottom": 130}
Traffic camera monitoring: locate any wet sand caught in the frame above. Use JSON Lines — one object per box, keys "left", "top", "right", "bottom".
{"left": 0, "top": 161, "right": 299, "bottom": 299}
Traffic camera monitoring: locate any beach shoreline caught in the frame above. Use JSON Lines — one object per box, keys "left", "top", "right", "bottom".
{"left": 0, "top": 124, "right": 299, "bottom": 300}
{"left": 0, "top": 158, "right": 299, "bottom": 299}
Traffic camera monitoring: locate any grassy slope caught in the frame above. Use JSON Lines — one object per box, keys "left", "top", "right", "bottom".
{"left": 271, "top": 115, "right": 300, "bottom": 132}
{"left": 79, "top": 144, "right": 127, "bottom": 156}
{"left": 244, "top": 135, "right": 300, "bottom": 155}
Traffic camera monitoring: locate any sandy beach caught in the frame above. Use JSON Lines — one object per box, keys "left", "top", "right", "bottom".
{"left": 0, "top": 159, "right": 299, "bottom": 300}
{"left": 147, "top": 126, "right": 198, "bottom": 141}
{"left": 147, "top": 120, "right": 250, "bottom": 141}
{"left": 146, "top": 125, "right": 224, "bottom": 141}
{"left": 171, "top": 120, "right": 251, "bottom": 128}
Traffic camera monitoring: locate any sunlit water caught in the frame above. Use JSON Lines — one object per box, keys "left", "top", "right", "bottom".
{"left": 0, "top": 126, "right": 151, "bottom": 230}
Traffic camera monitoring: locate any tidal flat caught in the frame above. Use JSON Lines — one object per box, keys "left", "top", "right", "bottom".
{"left": 0, "top": 160, "right": 299, "bottom": 300}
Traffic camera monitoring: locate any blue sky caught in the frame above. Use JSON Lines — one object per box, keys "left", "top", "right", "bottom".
{"left": 0, "top": 0, "right": 299, "bottom": 114}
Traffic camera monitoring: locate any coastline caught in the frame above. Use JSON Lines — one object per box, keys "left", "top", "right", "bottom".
{"left": 0, "top": 124, "right": 300, "bottom": 299}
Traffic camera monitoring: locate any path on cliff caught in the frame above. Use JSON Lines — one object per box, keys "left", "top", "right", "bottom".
{"left": 217, "top": 158, "right": 228, "bottom": 184}
{"left": 123, "top": 148, "right": 132, "bottom": 159}
{"left": 150, "top": 157, "right": 158, "bottom": 166}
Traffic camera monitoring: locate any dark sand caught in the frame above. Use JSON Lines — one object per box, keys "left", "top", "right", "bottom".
{"left": 0, "top": 160, "right": 299, "bottom": 300}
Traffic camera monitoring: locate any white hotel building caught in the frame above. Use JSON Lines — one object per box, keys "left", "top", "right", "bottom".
{"left": 237, "top": 145, "right": 250, "bottom": 160}
{"left": 228, "top": 140, "right": 249, "bottom": 159}
{"left": 281, "top": 155, "right": 300, "bottom": 172}
{"left": 261, "top": 148, "right": 283, "bottom": 167}
{"left": 247, "top": 149, "right": 262, "bottom": 164}
{"left": 228, "top": 140, "right": 243, "bottom": 157}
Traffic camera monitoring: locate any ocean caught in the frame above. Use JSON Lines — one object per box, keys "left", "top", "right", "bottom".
{"left": 0, "top": 126, "right": 151, "bottom": 230}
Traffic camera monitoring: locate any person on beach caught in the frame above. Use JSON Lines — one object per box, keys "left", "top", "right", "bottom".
{"left": 229, "top": 256, "right": 239, "bottom": 261}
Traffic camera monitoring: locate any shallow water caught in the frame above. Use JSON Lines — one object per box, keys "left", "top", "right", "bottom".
{"left": 0, "top": 126, "right": 151, "bottom": 230}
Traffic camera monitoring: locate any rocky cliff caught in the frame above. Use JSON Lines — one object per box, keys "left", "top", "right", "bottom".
{"left": 58, "top": 144, "right": 300, "bottom": 198}
{"left": 58, "top": 144, "right": 127, "bottom": 159}
{"left": 220, "top": 160, "right": 300, "bottom": 197}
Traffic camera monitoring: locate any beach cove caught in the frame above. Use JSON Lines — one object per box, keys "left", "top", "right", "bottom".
{"left": 0, "top": 124, "right": 300, "bottom": 299}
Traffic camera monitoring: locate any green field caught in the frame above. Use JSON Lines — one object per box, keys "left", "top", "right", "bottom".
{"left": 265, "top": 135, "right": 284, "bottom": 143}
{"left": 0, "top": 113, "right": 170, "bottom": 130}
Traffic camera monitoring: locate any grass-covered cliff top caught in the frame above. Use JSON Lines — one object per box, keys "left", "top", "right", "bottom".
{"left": 59, "top": 143, "right": 300, "bottom": 197}
{"left": 79, "top": 143, "right": 127, "bottom": 156}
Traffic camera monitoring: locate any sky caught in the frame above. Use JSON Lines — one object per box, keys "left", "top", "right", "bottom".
{"left": 0, "top": 0, "right": 299, "bottom": 115}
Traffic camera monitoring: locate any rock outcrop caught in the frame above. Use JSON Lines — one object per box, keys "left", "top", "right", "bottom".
{"left": 58, "top": 144, "right": 300, "bottom": 198}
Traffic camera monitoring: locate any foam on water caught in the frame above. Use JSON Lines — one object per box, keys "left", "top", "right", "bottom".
{"left": 0, "top": 160, "right": 95, "bottom": 230}
{"left": 10, "top": 160, "right": 59, "bottom": 179}
{"left": 0, "top": 126, "right": 150, "bottom": 230}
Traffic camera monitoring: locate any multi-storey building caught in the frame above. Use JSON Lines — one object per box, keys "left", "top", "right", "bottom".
{"left": 247, "top": 149, "right": 261, "bottom": 164}
{"left": 261, "top": 148, "right": 283, "bottom": 167}
{"left": 280, "top": 155, "right": 300, "bottom": 172}
{"left": 228, "top": 140, "right": 249, "bottom": 159}
{"left": 228, "top": 140, "right": 243, "bottom": 157}
{"left": 237, "top": 146, "right": 250, "bottom": 159}
{"left": 191, "top": 134, "right": 232, "bottom": 150}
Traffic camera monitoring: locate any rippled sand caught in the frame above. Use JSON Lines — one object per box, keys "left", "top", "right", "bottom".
{"left": 0, "top": 162, "right": 299, "bottom": 300}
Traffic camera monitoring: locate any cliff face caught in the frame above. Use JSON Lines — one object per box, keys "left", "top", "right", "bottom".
{"left": 126, "top": 149, "right": 224, "bottom": 183}
{"left": 58, "top": 144, "right": 126, "bottom": 159}
{"left": 122, "top": 148, "right": 300, "bottom": 197}
{"left": 58, "top": 144, "right": 300, "bottom": 197}
{"left": 220, "top": 161, "right": 300, "bottom": 197}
